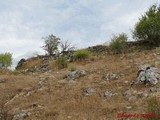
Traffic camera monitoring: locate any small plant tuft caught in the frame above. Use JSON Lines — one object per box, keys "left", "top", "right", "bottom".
{"left": 57, "top": 56, "right": 68, "bottom": 69}
{"left": 73, "top": 50, "right": 90, "bottom": 61}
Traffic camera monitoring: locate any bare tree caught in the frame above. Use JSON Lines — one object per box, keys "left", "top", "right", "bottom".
{"left": 42, "top": 34, "right": 60, "bottom": 56}
{"left": 60, "top": 40, "right": 75, "bottom": 54}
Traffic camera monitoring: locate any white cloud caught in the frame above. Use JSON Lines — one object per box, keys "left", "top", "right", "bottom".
{"left": 0, "top": 0, "right": 159, "bottom": 68}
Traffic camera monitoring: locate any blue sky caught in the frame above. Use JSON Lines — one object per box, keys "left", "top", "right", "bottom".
{"left": 0, "top": 0, "right": 159, "bottom": 67}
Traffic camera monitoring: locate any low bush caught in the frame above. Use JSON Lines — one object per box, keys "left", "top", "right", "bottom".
{"left": 57, "top": 56, "right": 68, "bottom": 69}
{"left": 73, "top": 50, "right": 90, "bottom": 61}
{"left": 109, "top": 33, "right": 127, "bottom": 54}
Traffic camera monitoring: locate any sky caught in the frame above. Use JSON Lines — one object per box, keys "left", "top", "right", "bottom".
{"left": 0, "top": 0, "right": 159, "bottom": 68}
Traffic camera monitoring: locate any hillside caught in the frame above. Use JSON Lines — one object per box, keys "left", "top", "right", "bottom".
{"left": 1, "top": 46, "right": 160, "bottom": 120}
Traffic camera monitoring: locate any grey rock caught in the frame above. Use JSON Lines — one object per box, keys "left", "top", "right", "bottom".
{"left": 38, "top": 77, "right": 47, "bottom": 87}
{"left": 124, "top": 90, "right": 132, "bottom": 98}
{"left": 104, "top": 73, "right": 119, "bottom": 81}
{"left": 12, "top": 110, "right": 31, "bottom": 120}
{"left": 128, "top": 96, "right": 137, "bottom": 101}
{"left": 143, "top": 93, "right": 149, "bottom": 97}
{"left": 124, "top": 90, "right": 137, "bottom": 101}
{"left": 104, "top": 91, "right": 114, "bottom": 98}
{"left": 0, "top": 79, "right": 6, "bottom": 83}
{"left": 135, "top": 64, "right": 160, "bottom": 85}
{"left": 84, "top": 87, "right": 99, "bottom": 96}
{"left": 126, "top": 106, "right": 132, "bottom": 110}
{"left": 150, "top": 87, "right": 160, "bottom": 92}
{"left": 67, "top": 70, "right": 86, "bottom": 80}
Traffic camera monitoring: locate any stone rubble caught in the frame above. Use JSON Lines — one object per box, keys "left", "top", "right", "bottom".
{"left": 12, "top": 110, "right": 31, "bottom": 120}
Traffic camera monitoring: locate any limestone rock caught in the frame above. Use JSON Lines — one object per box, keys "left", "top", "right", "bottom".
{"left": 12, "top": 110, "right": 31, "bottom": 120}
{"left": 0, "top": 79, "right": 6, "bottom": 83}
{"left": 104, "top": 91, "right": 116, "bottom": 98}
{"left": 135, "top": 64, "right": 160, "bottom": 85}
{"left": 84, "top": 87, "right": 99, "bottom": 96}
{"left": 67, "top": 70, "right": 86, "bottom": 80}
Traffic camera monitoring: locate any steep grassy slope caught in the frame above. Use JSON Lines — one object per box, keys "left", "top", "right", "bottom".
{"left": 1, "top": 48, "right": 160, "bottom": 120}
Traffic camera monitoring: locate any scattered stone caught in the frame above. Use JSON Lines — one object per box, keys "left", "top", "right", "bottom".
{"left": 0, "top": 79, "right": 6, "bottom": 83}
{"left": 124, "top": 90, "right": 132, "bottom": 98}
{"left": 68, "top": 80, "right": 76, "bottom": 86}
{"left": 126, "top": 106, "right": 132, "bottom": 110}
{"left": 150, "top": 87, "right": 160, "bottom": 92}
{"left": 12, "top": 110, "right": 31, "bottom": 120}
{"left": 66, "top": 70, "right": 86, "bottom": 80}
{"left": 128, "top": 96, "right": 137, "bottom": 101}
{"left": 124, "top": 90, "right": 137, "bottom": 101}
{"left": 124, "top": 81, "right": 129, "bottom": 84}
{"left": 104, "top": 73, "right": 119, "bottom": 81}
{"left": 104, "top": 91, "right": 115, "bottom": 98}
{"left": 38, "top": 77, "right": 47, "bottom": 87}
{"left": 24, "top": 90, "right": 35, "bottom": 97}
{"left": 84, "top": 87, "right": 99, "bottom": 96}
{"left": 143, "top": 93, "right": 149, "bottom": 97}
{"left": 135, "top": 64, "right": 160, "bottom": 85}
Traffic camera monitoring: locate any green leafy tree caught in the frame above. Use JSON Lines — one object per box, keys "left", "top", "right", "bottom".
{"left": 133, "top": 4, "right": 160, "bottom": 46}
{"left": 0, "top": 53, "right": 12, "bottom": 69}
{"left": 109, "top": 33, "right": 127, "bottom": 54}
{"left": 42, "top": 34, "right": 60, "bottom": 56}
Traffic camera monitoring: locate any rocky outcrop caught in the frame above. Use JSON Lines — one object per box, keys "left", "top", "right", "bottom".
{"left": 39, "top": 57, "right": 49, "bottom": 72}
{"left": 65, "top": 70, "right": 86, "bottom": 80}
{"left": 87, "top": 45, "right": 111, "bottom": 55}
{"left": 16, "top": 59, "right": 26, "bottom": 70}
{"left": 135, "top": 64, "right": 160, "bottom": 85}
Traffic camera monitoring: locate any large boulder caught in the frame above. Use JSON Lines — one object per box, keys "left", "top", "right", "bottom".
{"left": 135, "top": 64, "right": 160, "bottom": 85}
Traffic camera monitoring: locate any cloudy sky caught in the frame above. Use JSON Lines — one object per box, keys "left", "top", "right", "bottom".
{"left": 0, "top": 0, "right": 159, "bottom": 68}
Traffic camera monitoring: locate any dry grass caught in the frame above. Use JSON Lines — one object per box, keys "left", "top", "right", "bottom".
{"left": 1, "top": 49, "right": 160, "bottom": 119}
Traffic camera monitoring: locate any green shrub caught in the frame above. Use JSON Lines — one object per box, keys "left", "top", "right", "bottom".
{"left": 109, "top": 33, "right": 127, "bottom": 54}
{"left": 73, "top": 50, "right": 90, "bottom": 61}
{"left": 57, "top": 56, "right": 68, "bottom": 69}
{"left": 0, "top": 53, "right": 12, "bottom": 69}
{"left": 133, "top": 4, "right": 160, "bottom": 46}
{"left": 146, "top": 97, "right": 160, "bottom": 120}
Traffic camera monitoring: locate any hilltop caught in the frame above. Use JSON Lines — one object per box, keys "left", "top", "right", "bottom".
{"left": 1, "top": 43, "right": 160, "bottom": 120}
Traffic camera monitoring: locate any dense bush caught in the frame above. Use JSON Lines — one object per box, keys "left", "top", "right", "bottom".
{"left": 57, "top": 56, "right": 68, "bottom": 69}
{"left": 73, "top": 50, "right": 90, "bottom": 61}
{"left": 133, "top": 4, "right": 160, "bottom": 46}
{"left": 146, "top": 97, "right": 160, "bottom": 120}
{"left": 109, "top": 33, "right": 127, "bottom": 54}
{"left": 0, "top": 53, "right": 12, "bottom": 69}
